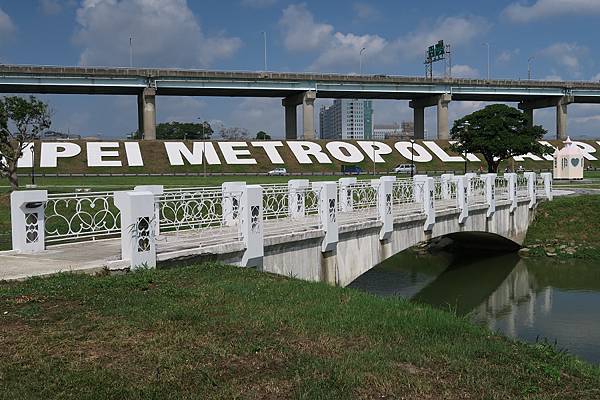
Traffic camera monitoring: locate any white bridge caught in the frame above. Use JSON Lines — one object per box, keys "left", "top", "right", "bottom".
{"left": 4, "top": 172, "right": 553, "bottom": 285}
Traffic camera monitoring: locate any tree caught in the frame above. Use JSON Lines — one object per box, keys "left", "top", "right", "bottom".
{"left": 127, "top": 121, "right": 213, "bottom": 140}
{"left": 219, "top": 126, "right": 249, "bottom": 140}
{"left": 255, "top": 131, "right": 271, "bottom": 140}
{"left": 450, "top": 104, "right": 552, "bottom": 173}
{"left": 0, "top": 96, "right": 51, "bottom": 190}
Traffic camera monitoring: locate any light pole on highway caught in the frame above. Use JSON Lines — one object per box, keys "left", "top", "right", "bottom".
{"left": 359, "top": 47, "right": 366, "bottom": 75}
{"left": 528, "top": 56, "right": 534, "bottom": 80}
{"left": 483, "top": 42, "right": 490, "bottom": 80}
{"left": 262, "top": 31, "right": 268, "bottom": 71}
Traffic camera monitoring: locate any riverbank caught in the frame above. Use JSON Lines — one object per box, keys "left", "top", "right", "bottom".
{"left": 1, "top": 264, "right": 599, "bottom": 399}
{"left": 523, "top": 194, "right": 600, "bottom": 260}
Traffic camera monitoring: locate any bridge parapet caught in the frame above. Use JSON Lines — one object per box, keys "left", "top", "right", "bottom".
{"left": 8, "top": 172, "right": 551, "bottom": 273}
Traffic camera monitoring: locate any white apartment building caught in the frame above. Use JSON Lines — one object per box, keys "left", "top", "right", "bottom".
{"left": 319, "top": 99, "right": 373, "bottom": 140}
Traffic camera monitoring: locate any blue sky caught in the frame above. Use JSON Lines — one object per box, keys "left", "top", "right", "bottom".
{"left": 1, "top": 0, "right": 600, "bottom": 138}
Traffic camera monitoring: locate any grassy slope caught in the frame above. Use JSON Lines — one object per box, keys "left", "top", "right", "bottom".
{"left": 525, "top": 195, "right": 600, "bottom": 259}
{"left": 1, "top": 264, "right": 599, "bottom": 400}
{"left": 21, "top": 139, "right": 600, "bottom": 176}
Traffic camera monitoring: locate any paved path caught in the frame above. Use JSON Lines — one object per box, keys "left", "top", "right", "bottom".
{"left": 0, "top": 240, "right": 121, "bottom": 281}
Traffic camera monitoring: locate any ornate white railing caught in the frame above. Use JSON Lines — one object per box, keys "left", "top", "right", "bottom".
{"left": 516, "top": 174, "right": 530, "bottom": 199}
{"left": 495, "top": 176, "right": 510, "bottom": 201}
{"left": 261, "top": 183, "right": 322, "bottom": 236}
{"left": 392, "top": 179, "right": 425, "bottom": 216}
{"left": 156, "top": 187, "right": 242, "bottom": 247}
{"left": 45, "top": 191, "right": 121, "bottom": 244}
{"left": 433, "top": 178, "right": 459, "bottom": 211}
{"left": 468, "top": 176, "right": 486, "bottom": 205}
{"left": 338, "top": 180, "right": 379, "bottom": 225}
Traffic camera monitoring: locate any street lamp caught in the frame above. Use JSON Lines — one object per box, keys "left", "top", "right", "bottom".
{"left": 528, "top": 56, "right": 534, "bottom": 80}
{"left": 359, "top": 47, "right": 366, "bottom": 75}
{"left": 461, "top": 121, "right": 470, "bottom": 174}
{"left": 261, "top": 31, "right": 267, "bottom": 71}
{"left": 30, "top": 144, "right": 35, "bottom": 186}
{"left": 483, "top": 42, "right": 491, "bottom": 80}
{"left": 410, "top": 139, "right": 415, "bottom": 178}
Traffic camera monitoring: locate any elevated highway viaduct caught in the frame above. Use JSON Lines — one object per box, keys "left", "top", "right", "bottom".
{"left": 2, "top": 64, "right": 600, "bottom": 140}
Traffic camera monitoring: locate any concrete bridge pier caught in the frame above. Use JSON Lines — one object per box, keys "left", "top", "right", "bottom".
{"left": 282, "top": 91, "right": 317, "bottom": 139}
{"left": 138, "top": 87, "right": 156, "bottom": 140}
{"left": 518, "top": 95, "right": 573, "bottom": 140}
{"left": 409, "top": 93, "right": 452, "bottom": 140}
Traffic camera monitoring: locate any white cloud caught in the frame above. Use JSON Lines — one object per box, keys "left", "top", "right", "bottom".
{"left": 73, "top": 0, "right": 242, "bottom": 67}
{"left": 538, "top": 42, "right": 588, "bottom": 74}
{"left": 227, "top": 98, "right": 283, "bottom": 137}
{"left": 451, "top": 64, "right": 479, "bottom": 78}
{"left": 497, "top": 48, "right": 520, "bottom": 63}
{"left": 279, "top": 5, "right": 488, "bottom": 73}
{"left": 0, "top": 7, "right": 15, "bottom": 39}
{"left": 504, "top": 0, "right": 600, "bottom": 22}
{"left": 543, "top": 74, "right": 563, "bottom": 81}
{"left": 279, "top": 4, "right": 333, "bottom": 52}
{"left": 591, "top": 73, "right": 600, "bottom": 81}
{"left": 240, "top": 0, "right": 277, "bottom": 7}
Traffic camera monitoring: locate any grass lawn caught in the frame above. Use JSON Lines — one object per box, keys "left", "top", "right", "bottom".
{"left": 1, "top": 264, "right": 599, "bottom": 399}
{"left": 524, "top": 195, "right": 600, "bottom": 259}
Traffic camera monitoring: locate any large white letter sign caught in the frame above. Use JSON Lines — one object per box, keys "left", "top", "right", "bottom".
{"left": 87, "top": 142, "right": 122, "bottom": 167}
{"left": 40, "top": 142, "right": 81, "bottom": 168}
{"left": 251, "top": 141, "right": 285, "bottom": 164}
{"left": 218, "top": 142, "right": 257, "bottom": 165}
{"left": 16, "top": 142, "right": 33, "bottom": 168}
{"left": 572, "top": 140, "right": 598, "bottom": 161}
{"left": 357, "top": 141, "right": 392, "bottom": 163}
{"left": 287, "top": 141, "right": 332, "bottom": 164}
{"left": 423, "top": 141, "right": 464, "bottom": 162}
{"left": 124, "top": 142, "right": 144, "bottom": 166}
{"left": 164, "top": 142, "right": 221, "bottom": 166}
{"left": 326, "top": 141, "right": 364, "bottom": 163}
{"left": 394, "top": 142, "right": 433, "bottom": 163}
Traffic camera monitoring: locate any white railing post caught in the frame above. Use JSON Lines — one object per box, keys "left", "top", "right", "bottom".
{"left": 222, "top": 182, "right": 245, "bottom": 227}
{"left": 288, "top": 179, "right": 310, "bottom": 219}
{"left": 440, "top": 173, "right": 454, "bottom": 199}
{"left": 377, "top": 177, "right": 394, "bottom": 240}
{"left": 338, "top": 177, "right": 357, "bottom": 212}
{"left": 10, "top": 190, "right": 48, "bottom": 253}
{"left": 484, "top": 173, "right": 496, "bottom": 217}
{"left": 465, "top": 172, "right": 476, "bottom": 199}
{"left": 455, "top": 176, "right": 468, "bottom": 224}
{"left": 414, "top": 175, "right": 435, "bottom": 231}
{"left": 541, "top": 172, "right": 553, "bottom": 201}
{"left": 240, "top": 184, "right": 263, "bottom": 267}
{"left": 114, "top": 191, "right": 156, "bottom": 270}
{"left": 134, "top": 185, "right": 163, "bottom": 237}
{"left": 506, "top": 173, "right": 517, "bottom": 213}
{"left": 314, "top": 182, "right": 338, "bottom": 252}
{"left": 524, "top": 172, "right": 537, "bottom": 209}
{"left": 413, "top": 175, "right": 425, "bottom": 203}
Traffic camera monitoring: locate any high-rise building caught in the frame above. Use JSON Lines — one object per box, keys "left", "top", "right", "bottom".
{"left": 319, "top": 99, "right": 373, "bottom": 140}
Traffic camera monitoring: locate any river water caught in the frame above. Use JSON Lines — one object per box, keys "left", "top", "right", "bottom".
{"left": 349, "top": 251, "right": 600, "bottom": 364}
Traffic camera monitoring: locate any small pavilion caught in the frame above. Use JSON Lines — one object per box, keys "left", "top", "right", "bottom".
{"left": 553, "top": 137, "right": 584, "bottom": 180}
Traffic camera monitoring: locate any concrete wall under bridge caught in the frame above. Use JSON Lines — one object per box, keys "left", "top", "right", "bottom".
{"left": 261, "top": 200, "right": 535, "bottom": 287}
